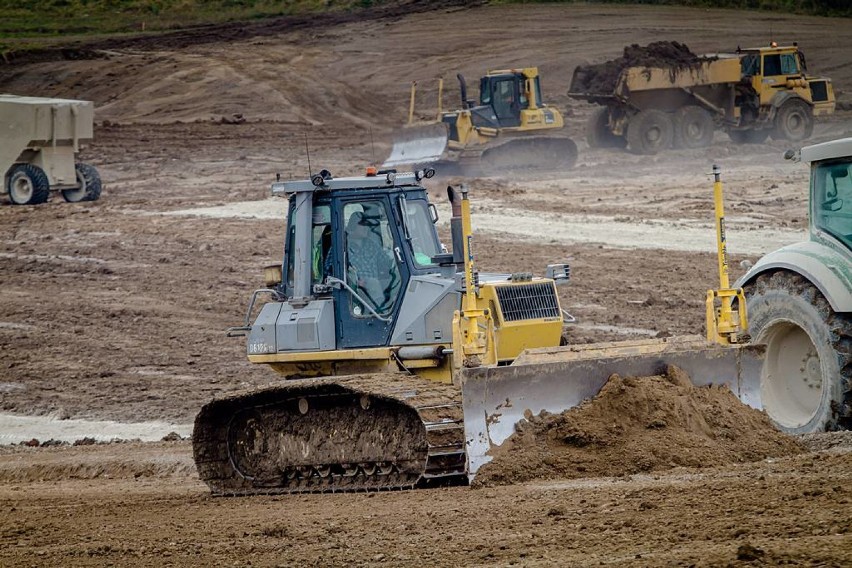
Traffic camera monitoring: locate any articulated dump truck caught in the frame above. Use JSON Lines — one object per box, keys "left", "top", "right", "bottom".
{"left": 192, "top": 166, "right": 769, "bottom": 495}
{"left": 569, "top": 42, "right": 835, "bottom": 154}
{"left": 1, "top": 94, "right": 102, "bottom": 205}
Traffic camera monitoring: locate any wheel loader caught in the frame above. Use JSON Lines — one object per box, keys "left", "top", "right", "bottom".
{"left": 383, "top": 67, "right": 578, "bottom": 172}
{"left": 735, "top": 137, "right": 852, "bottom": 434}
{"left": 1, "top": 94, "right": 102, "bottom": 205}
{"left": 569, "top": 43, "right": 835, "bottom": 154}
{"left": 192, "top": 165, "right": 765, "bottom": 495}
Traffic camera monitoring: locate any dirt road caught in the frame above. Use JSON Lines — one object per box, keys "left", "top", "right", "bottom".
{"left": 1, "top": 3, "right": 851, "bottom": 565}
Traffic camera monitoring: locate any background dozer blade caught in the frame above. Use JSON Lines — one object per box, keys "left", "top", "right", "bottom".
{"left": 382, "top": 123, "right": 449, "bottom": 168}
{"left": 460, "top": 336, "right": 765, "bottom": 480}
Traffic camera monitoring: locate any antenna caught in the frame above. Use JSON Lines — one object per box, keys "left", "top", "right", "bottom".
{"left": 369, "top": 126, "right": 376, "bottom": 166}
{"left": 304, "top": 132, "right": 313, "bottom": 178}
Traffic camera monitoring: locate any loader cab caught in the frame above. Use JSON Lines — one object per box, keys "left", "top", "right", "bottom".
{"left": 279, "top": 171, "right": 443, "bottom": 349}
{"left": 811, "top": 158, "right": 852, "bottom": 252}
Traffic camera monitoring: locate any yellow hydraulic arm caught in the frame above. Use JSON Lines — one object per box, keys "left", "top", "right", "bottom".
{"left": 451, "top": 185, "right": 496, "bottom": 368}
{"left": 705, "top": 165, "right": 749, "bottom": 345}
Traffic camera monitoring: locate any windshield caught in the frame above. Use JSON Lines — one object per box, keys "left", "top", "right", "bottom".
{"left": 813, "top": 161, "right": 852, "bottom": 250}
{"left": 400, "top": 197, "right": 441, "bottom": 266}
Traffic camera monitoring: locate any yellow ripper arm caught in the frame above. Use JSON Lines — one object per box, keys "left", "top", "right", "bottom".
{"left": 451, "top": 185, "right": 496, "bottom": 369}
{"left": 706, "top": 164, "right": 749, "bottom": 345}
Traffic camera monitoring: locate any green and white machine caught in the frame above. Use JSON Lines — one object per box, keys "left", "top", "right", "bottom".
{"left": 737, "top": 137, "right": 852, "bottom": 433}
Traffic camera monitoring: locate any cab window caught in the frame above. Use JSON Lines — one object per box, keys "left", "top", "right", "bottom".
{"left": 492, "top": 79, "right": 516, "bottom": 118}
{"left": 741, "top": 54, "right": 759, "bottom": 77}
{"left": 763, "top": 53, "right": 799, "bottom": 76}
{"left": 399, "top": 197, "right": 441, "bottom": 267}
{"left": 813, "top": 161, "right": 852, "bottom": 250}
{"left": 342, "top": 201, "right": 402, "bottom": 317}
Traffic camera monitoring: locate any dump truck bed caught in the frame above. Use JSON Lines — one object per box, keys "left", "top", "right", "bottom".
{"left": 569, "top": 56, "right": 741, "bottom": 99}
{"left": 0, "top": 94, "right": 94, "bottom": 179}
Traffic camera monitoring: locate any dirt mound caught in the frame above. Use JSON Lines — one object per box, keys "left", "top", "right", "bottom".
{"left": 474, "top": 366, "right": 803, "bottom": 487}
{"left": 571, "top": 40, "right": 713, "bottom": 94}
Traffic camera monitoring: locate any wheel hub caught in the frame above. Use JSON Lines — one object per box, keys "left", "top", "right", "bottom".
{"left": 760, "top": 320, "right": 822, "bottom": 429}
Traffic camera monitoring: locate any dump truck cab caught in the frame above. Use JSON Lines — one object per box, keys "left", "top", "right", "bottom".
{"left": 738, "top": 45, "right": 835, "bottom": 114}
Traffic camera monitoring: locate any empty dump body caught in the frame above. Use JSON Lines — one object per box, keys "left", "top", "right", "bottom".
{"left": 0, "top": 95, "right": 95, "bottom": 188}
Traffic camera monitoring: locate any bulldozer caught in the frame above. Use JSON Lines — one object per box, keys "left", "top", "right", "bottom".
{"left": 191, "top": 165, "right": 766, "bottom": 494}
{"left": 383, "top": 67, "right": 578, "bottom": 172}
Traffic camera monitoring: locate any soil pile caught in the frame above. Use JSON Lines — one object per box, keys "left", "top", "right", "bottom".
{"left": 474, "top": 366, "right": 803, "bottom": 487}
{"left": 570, "top": 41, "right": 713, "bottom": 94}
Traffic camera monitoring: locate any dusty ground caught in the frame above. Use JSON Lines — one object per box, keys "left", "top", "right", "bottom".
{"left": 1, "top": 3, "right": 852, "bottom": 566}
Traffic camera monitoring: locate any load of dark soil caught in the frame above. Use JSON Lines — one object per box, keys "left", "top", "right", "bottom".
{"left": 473, "top": 366, "right": 803, "bottom": 487}
{"left": 570, "top": 40, "right": 713, "bottom": 95}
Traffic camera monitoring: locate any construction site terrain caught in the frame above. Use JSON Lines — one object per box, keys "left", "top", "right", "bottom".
{"left": 1, "top": 3, "right": 851, "bottom": 566}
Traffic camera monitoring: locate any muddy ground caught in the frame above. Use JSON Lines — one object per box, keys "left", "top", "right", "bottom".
{"left": 1, "top": 3, "right": 851, "bottom": 566}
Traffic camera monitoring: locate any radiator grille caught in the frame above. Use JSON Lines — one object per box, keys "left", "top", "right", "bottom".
{"left": 495, "top": 282, "right": 560, "bottom": 322}
{"left": 810, "top": 81, "right": 828, "bottom": 102}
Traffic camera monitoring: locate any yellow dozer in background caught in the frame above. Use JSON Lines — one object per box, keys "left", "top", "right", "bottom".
{"left": 192, "top": 165, "right": 766, "bottom": 495}
{"left": 383, "top": 67, "right": 578, "bottom": 172}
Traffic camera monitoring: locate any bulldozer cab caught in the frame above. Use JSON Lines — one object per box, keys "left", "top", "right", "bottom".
{"left": 479, "top": 73, "right": 526, "bottom": 127}
{"left": 279, "top": 171, "right": 443, "bottom": 349}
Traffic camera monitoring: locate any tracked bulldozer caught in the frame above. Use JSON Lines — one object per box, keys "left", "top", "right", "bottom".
{"left": 383, "top": 67, "right": 578, "bottom": 172}
{"left": 192, "top": 165, "right": 768, "bottom": 495}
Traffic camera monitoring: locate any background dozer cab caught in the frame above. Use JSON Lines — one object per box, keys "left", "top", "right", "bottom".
{"left": 570, "top": 43, "right": 835, "bottom": 154}
{"left": 1, "top": 94, "right": 102, "bottom": 205}
{"left": 192, "top": 167, "right": 764, "bottom": 495}
{"left": 384, "top": 67, "right": 578, "bottom": 172}
{"left": 736, "top": 137, "right": 852, "bottom": 434}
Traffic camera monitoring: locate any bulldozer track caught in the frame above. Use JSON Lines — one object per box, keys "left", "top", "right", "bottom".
{"left": 193, "top": 373, "right": 466, "bottom": 495}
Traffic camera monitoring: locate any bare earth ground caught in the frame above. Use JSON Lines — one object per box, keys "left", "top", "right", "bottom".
{"left": 1, "top": 3, "right": 852, "bottom": 566}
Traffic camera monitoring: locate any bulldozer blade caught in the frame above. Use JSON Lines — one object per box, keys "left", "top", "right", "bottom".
{"left": 382, "top": 123, "right": 449, "bottom": 168}
{"left": 459, "top": 336, "right": 765, "bottom": 480}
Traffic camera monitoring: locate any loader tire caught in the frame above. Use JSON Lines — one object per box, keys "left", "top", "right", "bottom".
{"left": 626, "top": 109, "right": 673, "bottom": 155}
{"left": 62, "top": 163, "right": 102, "bottom": 203}
{"left": 673, "top": 106, "right": 714, "bottom": 149}
{"left": 6, "top": 163, "right": 50, "bottom": 205}
{"left": 727, "top": 129, "right": 770, "bottom": 144}
{"left": 586, "top": 108, "right": 627, "bottom": 149}
{"left": 771, "top": 99, "right": 814, "bottom": 142}
{"left": 744, "top": 270, "right": 852, "bottom": 434}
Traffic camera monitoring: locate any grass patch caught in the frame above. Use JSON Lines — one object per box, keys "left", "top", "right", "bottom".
{"left": 0, "top": 0, "right": 381, "bottom": 40}
{"left": 495, "top": 0, "right": 851, "bottom": 18}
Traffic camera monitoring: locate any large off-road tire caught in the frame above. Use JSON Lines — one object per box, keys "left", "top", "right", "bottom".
{"left": 586, "top": 108, "right": 627, "bottom": 149}
{"left": 771, "top": 99, "right": 814, "bottom": 142}
{"left": 727, "top": 129, "right": 770, "bottom": 144}
{"left": 744, "top": 270, "right": 852, "bottom": 434}
{"left": 673, "top": 106, "right": 714, "bottom": 149}
{"left": 62, "top": 163, "right": 102, "bottom": 203}
{"left": 626, "top": 109, "right": 673, "bottom": 155}
{"left": 6, "top": 163, "right": 50, "bottom": 205}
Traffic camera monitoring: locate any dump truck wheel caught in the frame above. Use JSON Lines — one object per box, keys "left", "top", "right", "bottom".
{"left": 772, "top": 99, "right": 814, "bottom": 141}
{"left": 744, "top": 270, "right": 852, "bottom": 434}
{"left": 626, "top": 110, "right": 673, "bottom": 155}
{"left": 727, "top": 129, "right": 769, "bottom": 144}
{"left": 673, "top": 106, "right": 714, "bottom": 149}
{"left": 586, "top": 108, "right": 627, "bottom": 149}
{"left": 62, "top": 163, "right": 102, "bottom": 203}
{"left": 6, "top": 164, "right": 50, "bottom": 205}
